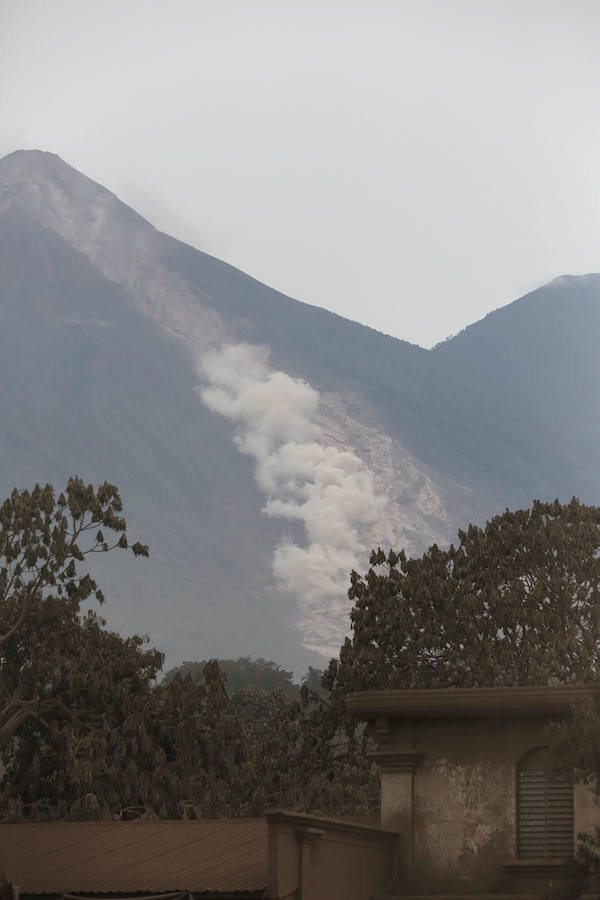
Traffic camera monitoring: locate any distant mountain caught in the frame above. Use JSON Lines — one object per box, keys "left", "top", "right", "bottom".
{"left": 434, "top": 274, "right": 600, "bottom": 453}
{"left": 1, "top": 149, "right": 598, "bottom": 674}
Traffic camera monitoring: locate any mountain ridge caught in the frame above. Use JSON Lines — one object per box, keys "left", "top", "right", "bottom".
{"left": 1, "top": 148, "right": 598, "bottom": 672}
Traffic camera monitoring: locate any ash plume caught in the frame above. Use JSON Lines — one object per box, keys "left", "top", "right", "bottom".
{"left": 198, "top": 343, "right": 389, "bottom": 657}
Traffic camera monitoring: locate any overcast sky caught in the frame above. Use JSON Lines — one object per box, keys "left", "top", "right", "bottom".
{"left": 2, "top": 0, "right": 599, "bottom": 348}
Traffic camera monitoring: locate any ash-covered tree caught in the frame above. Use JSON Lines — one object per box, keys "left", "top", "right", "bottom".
{"left": 546, "top": 696, "right": 600, "bottom": 897}
{"left": 0, "top": 479, "right": 246, "bottom": 821}
{"left": 2, "top": 639, "right": 246, "bottom": 820}
{"left": 163, "top": 655, "right": 299, "bottom": 698}
{"left": 219, "top": 682, "right": 378, "bottom": 819}
{"left": 0, "top": 476, "right": 373, "bottom": 821}
{"left": 238, "top": 498, "right": 600, "bottom": 823}
{"left": 160, "top": 653, "right": 378, "bottom": 818}
{"left": 321, "top": 498, "right": 600, "bottom": 897}
{"left": 324, "top": 498, "right": 600, "bottom": 699}
{"left": 0, "top": 478, "right": 149, "bottom": 755}
{"left": 159, "top": 662, "right": 376, "bottom": 818}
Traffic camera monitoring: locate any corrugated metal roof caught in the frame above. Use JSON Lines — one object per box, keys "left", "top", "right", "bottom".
{"left": 2, "top": 820, "right": 267, "bottom": 894}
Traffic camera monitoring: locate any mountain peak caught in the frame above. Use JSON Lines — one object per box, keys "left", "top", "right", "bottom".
{"left": 0, "top": 148, "right": 119, "bottom": 221}
{"left": 1, "top": 148, "right": 63, "bottom": 163}
{"left": 0, "top": 148, "right": 92, "bottom": 187}
{"left": 0, "top": 148, "right": 161, "bottom": 291}
{"left": 548, "top": 273, "right": 600, "bottom": 289}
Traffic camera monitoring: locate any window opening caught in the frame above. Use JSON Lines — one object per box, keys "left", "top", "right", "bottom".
{"left": 517, "top": 747, "right": 573, "bottom": 859}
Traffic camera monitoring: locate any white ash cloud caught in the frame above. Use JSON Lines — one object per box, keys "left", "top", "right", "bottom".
{"left": 198, "top": 343, "right": 389, "bottom": 657}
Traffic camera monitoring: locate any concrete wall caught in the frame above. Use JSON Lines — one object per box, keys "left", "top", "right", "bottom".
{"left": 380, "top": 715, "right": 599, "bottom": 895}
{"left": 265, "top": 810, "right": 397, "bottom": 900}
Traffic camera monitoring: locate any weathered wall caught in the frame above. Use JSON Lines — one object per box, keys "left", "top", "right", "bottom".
{"left": 575, "top": 781, "right": 600, "bottom": 838}
{"left": 412, "top": 717, "right": 518, "bottom": 893}
{"left": 266, "top": 810, "right": 397, "bottom": 900}
{"left": 380, "top": 715, "right": 598, "bottom": 894}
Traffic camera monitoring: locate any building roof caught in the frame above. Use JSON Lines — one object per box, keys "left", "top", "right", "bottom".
{"left": 2, "top": 819, "right": 268, "bottom": 895}
{"left": 345, "top": 683, "right": 600, "bottom": 720}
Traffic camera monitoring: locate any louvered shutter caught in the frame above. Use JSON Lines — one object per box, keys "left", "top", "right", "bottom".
{"left": 547, "top": 775, "right": 575, "bottom": 857}
{"left": 517, "top": 755, "right": 573, "bottom": 859}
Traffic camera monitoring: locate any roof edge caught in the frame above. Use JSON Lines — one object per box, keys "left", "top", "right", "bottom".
{"left": 264, "top": 809, "right": 396, "bottom": 842}
{"left": 345, "top": 684, "right": 600, "bottom": 720}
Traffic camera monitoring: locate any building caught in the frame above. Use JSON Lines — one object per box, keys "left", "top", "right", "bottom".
{"left": 346, "top": 682, "right": 600, "bottom": 897}
{"left": 2, "top": 810, "right": 395, "bottom": 900}
{"left": 3, "top": 684, "right": 600, "bottom": 899}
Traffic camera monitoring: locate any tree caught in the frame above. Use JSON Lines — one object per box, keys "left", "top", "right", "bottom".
{"left": 0, "top": 477, "right": 376, "bottom": 822}
{"left": 301, "top": 666, "right": 330, "bottom": 701}
{"left": 545, "top": 699, "right": 600, "bottom": 898}
{"left": 0, "top": 478, "right": 149, "bottom": 754}
{"left": 223, "top": 684, "right": 378, "bottom": 819}
{"left": 324, "top": 498, "right": 600, "bottom": 699}
{"left": 2, "top": 644, "right": 248, "bottom": 821}
{"left": 321, "top": 498, "right": 600, "bottom": 898}
{"left": 161, "top": 660, "right": 372, "bottom": 818}
{"left": 2, "top": 614, "right": 162, "bottom": 819}
{"left": 0, "top": 478, "right": 259, "bottom": 822}
{"left": 163, "top": 656, "right": 300, "bottom": 698}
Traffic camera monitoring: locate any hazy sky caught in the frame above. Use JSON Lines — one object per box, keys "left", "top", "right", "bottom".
{"left": 2, "top": 0, "right": 599, "bottom": 348}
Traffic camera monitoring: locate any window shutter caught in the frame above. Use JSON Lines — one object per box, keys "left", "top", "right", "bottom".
{"left": 547, "top": 775, "right": 575, "bottom": 857}
{"left": 517, "top": 753, "right": 573, "bottom": 859}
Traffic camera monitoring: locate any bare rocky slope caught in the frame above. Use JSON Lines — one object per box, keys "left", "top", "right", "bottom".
{"left": 1, "top": 149, "right": 598, "bottom": 673}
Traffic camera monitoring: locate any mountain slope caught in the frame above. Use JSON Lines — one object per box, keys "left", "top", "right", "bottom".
{"left": 430, "top": 274, "right": 600, "bottom": 506}
{"left": 0, "top": 203, "right": 314, "bottom": 673}
{"left": 433, "top": 274, "right": 600, "bottom": 447}
{"left": 1, "top": 149, "right": 598, "bottom": 671}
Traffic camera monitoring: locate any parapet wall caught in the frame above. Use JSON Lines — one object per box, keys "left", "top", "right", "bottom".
{"left": 265, "top": 809, "right": 397, "bottom": 900}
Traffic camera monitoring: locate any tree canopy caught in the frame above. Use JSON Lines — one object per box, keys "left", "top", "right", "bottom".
{"left": 0, "top": 478, "right": 149, "bottom": 755}
{"left": 163, "top": 657, "right": 330, "bottom": 702}
{"left": 163, "top": 655, "right": 300, "bottom": 698}
{"left": 0, "top": 477, "right": 374, "bottom": 822}
{"left": 0, "top": 479, "right": 260, "bottom": 821}
{"left": 324, "top": 498, "right": 600, "bottom": 698}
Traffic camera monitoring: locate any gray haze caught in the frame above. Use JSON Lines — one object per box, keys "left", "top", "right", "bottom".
{"left": 2, "top": 0, "right": 600, "bottom": 347}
